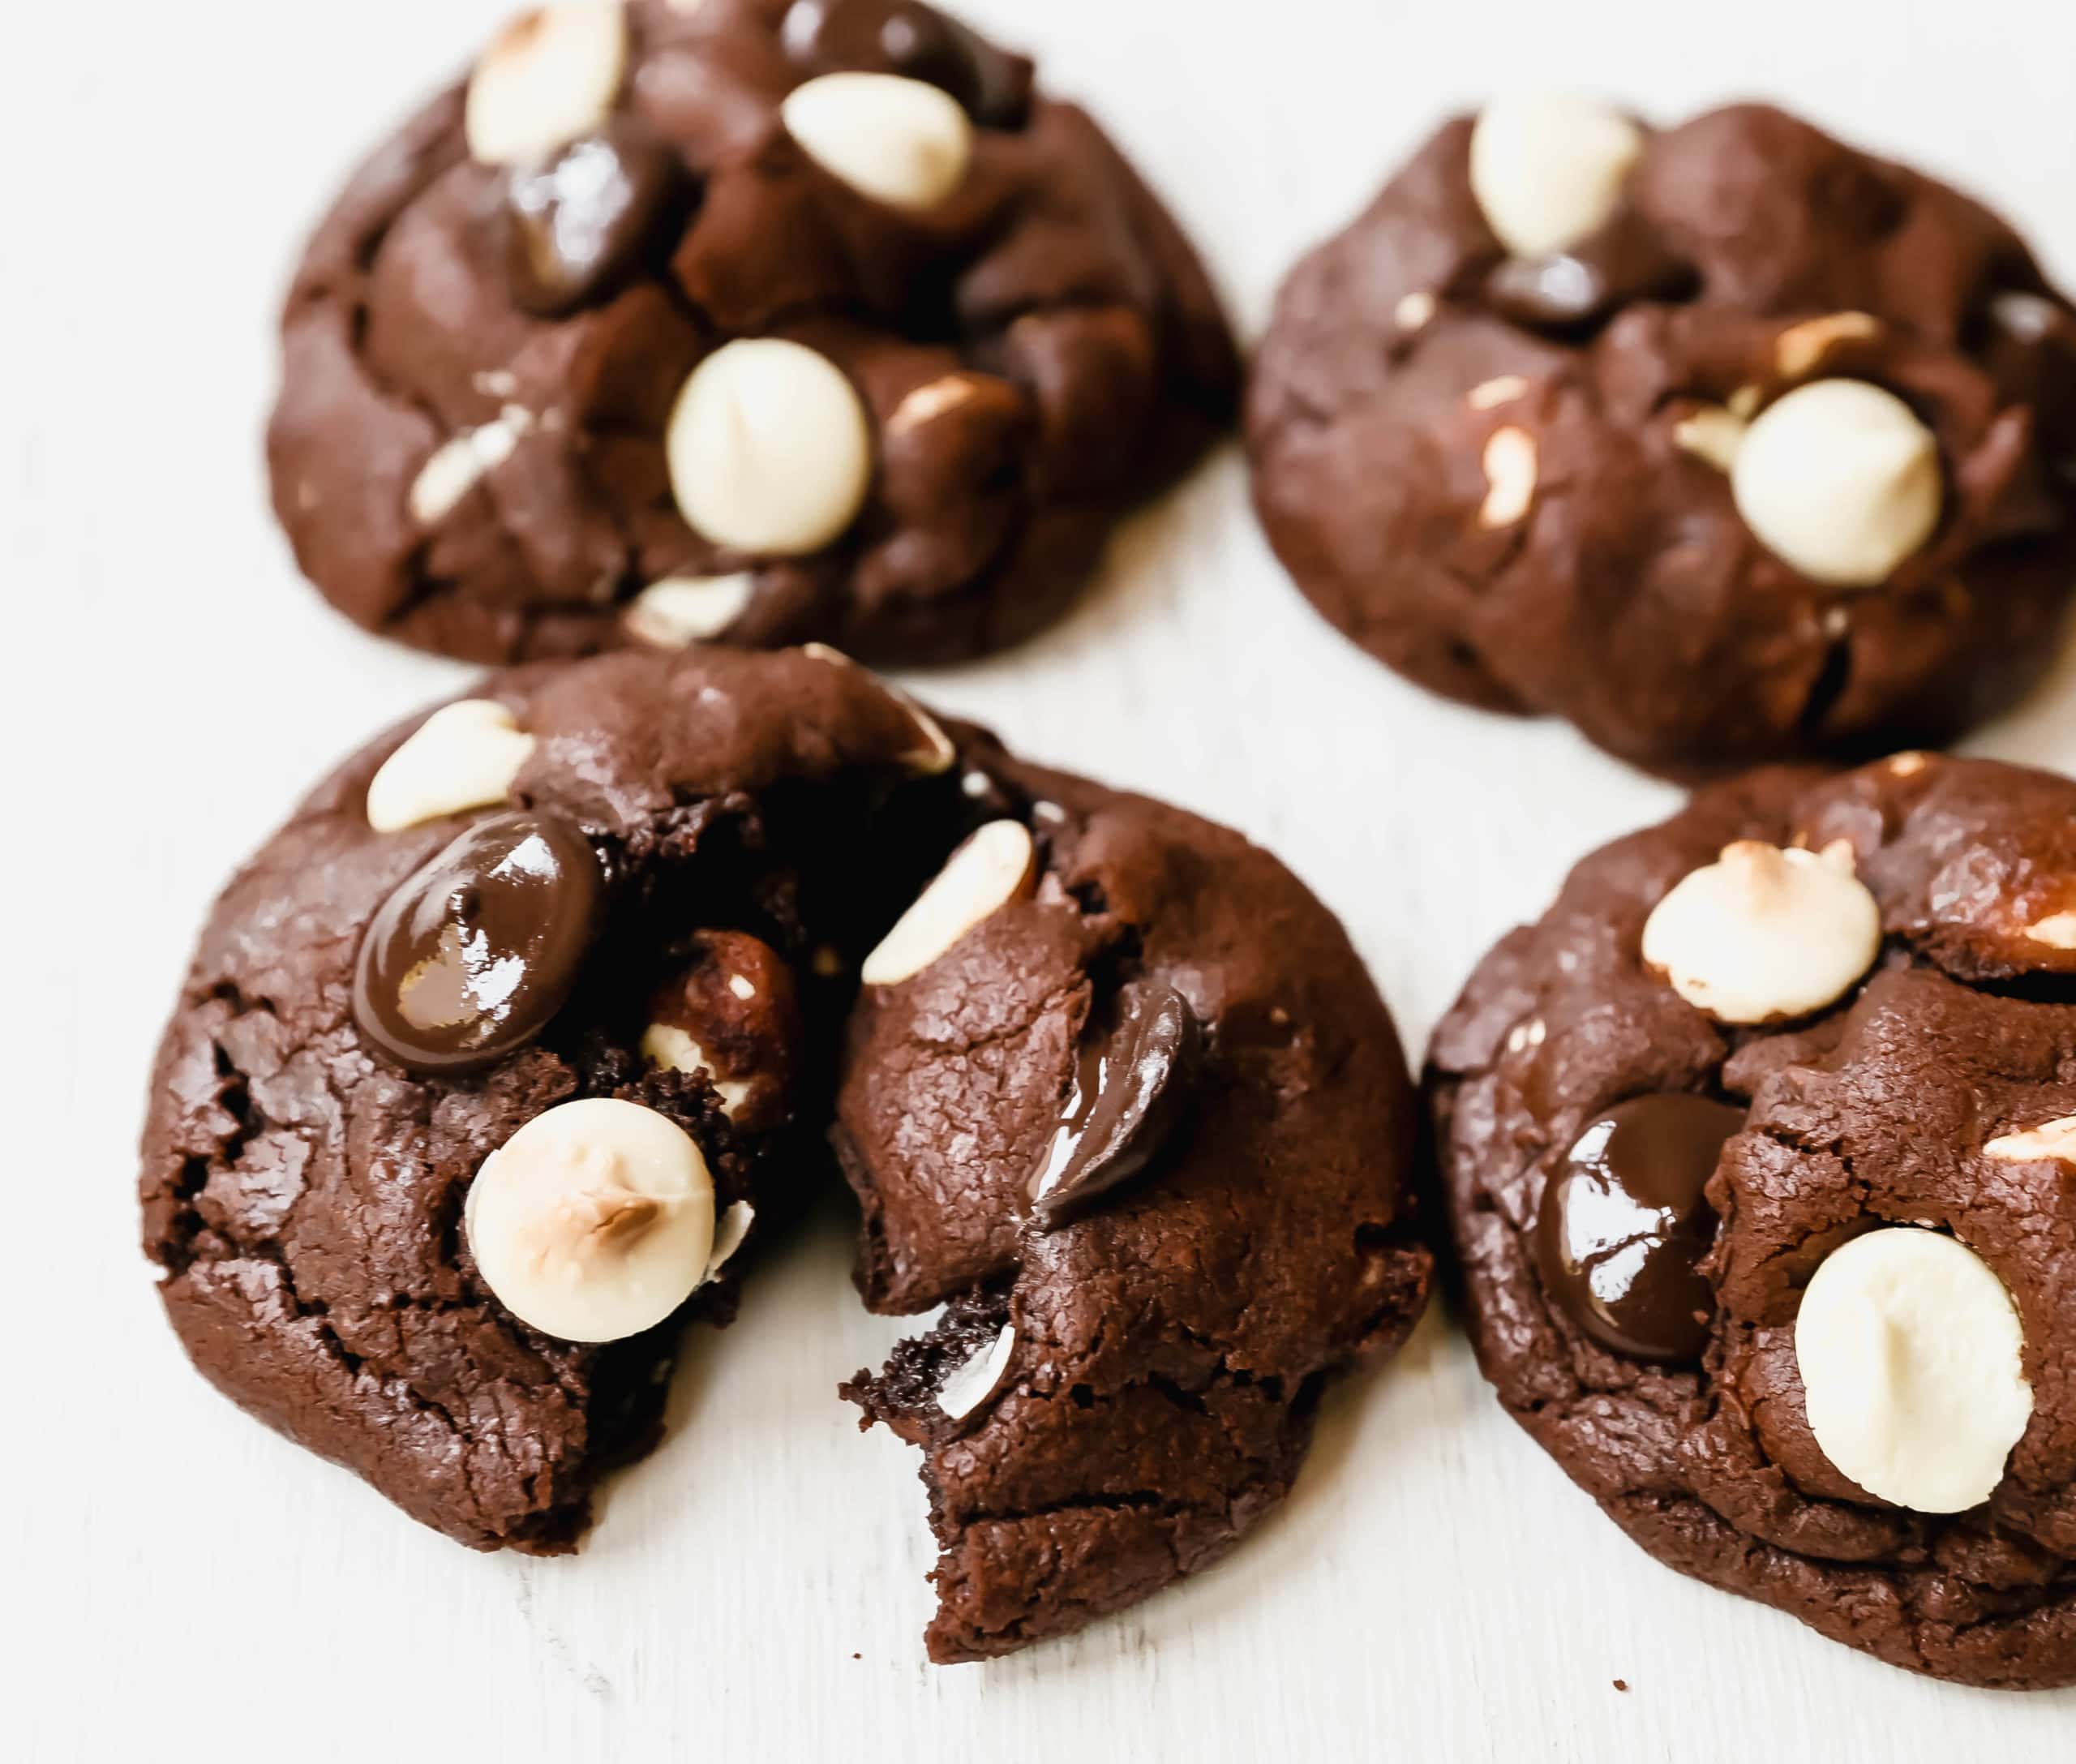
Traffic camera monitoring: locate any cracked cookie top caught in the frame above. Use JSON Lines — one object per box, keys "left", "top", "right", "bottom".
{"left": 1248, "top": 101, "right": 2076, "bottom": 775}
{"left": 267, "top": 0, "right": 1237, "bottom": 666}
{"left": 138, "top": 642, "right": 1427, "bottom": 1660}
{"left": 1429, "top": 753, "right": 2076, "bottom": 1687}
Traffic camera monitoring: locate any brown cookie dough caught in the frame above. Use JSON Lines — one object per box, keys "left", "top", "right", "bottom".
{"left": 838, "top": 755, "right": 1433, "bottom": 1661}
{"left": 1429, "top": 753, "right": 2076, "bottom": 1687}
{"left": 139, "top": 644, "right": 1428, "bottom": 1660}
{"left": 1249, "top": 101, "right": 2076, "bottom": 775}
{"left": 268, "top": 0, "right": 1237, "bottom": 666}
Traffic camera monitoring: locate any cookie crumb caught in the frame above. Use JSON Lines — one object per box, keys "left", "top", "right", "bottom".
{"left": 1613, "top": 1679, "right": 1628, "bottom": 1693}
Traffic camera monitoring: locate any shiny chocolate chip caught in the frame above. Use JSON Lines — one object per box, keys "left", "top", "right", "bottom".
{"left": 781, "top": 0, "right": 1032, "bottom": 127}
{"left": 1983, "top": 290, "right": 2076, "bottom": 465}
{"left": 501, "top": 123, "right": 687, "bottom": 317}
{"left": 353, "top": 811, "right": 603, "bottom": 1075}
{"left": 1484, "top": 210, "right": 1692, "bottom": 331}
{"left": 1028, "top": 983, "right": 1201, "bottom": 1229}
{"left": 1535, "top": 1093, "right": 1744, "bottom": 1362}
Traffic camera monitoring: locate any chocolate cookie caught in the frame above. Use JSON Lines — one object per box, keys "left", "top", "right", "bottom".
{"left": 268, "top": 0, "right": 1237, "bottom": 666}
{"left": 1249, "top": 101, "right": 2076, "bottom": 774}
{"left": 1429, "top": 753, "right": 2076, "bottom": 1687}
{"left": 139, "top": 645, "right": 1429, "bottom": 1659}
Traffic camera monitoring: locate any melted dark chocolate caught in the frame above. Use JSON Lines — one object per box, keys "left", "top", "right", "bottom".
{"left": 501, "top": 124, "right": 688, "bottom": 316}
{"left": 353, "top": 812, "right": 602, "bottom": 1075}
{"left": 1028, "top": 983, "right": 1201, "bottom": 1228}
{"left": 1535, "top": 1092, "right": 1744, "bottom": 1362}
{"left": 1483, "top": 209, "right": 1693, "bottom": 332}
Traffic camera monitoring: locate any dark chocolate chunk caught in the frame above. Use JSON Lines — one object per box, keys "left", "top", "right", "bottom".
{"left": 1534, "top": 1092, "right": 1744, "bottom": 1362}
{"left": 781, "top": 0, "right": 1033, "bottom": 127}
{"left": 1482, "top": 210, "right": 1691, "bottom": 331}
{"left": 1028, "top": 982, "right": 1201, "bottom": 1228}
{"left": 501, "top": 124, "right": 687, "bottom": 317}
{"left": 353, "top": 810, "right": 602, "bottom": 1074}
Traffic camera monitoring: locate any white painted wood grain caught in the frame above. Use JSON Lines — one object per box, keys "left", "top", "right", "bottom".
{"left": 9, "top": 1, "right": 2075, "bottom": 1757}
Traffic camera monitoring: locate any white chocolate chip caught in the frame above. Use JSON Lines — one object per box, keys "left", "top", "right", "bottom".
{"left": 861, "top": 820, "right": 1036, "bottom": 986}
{"left": 903, "top": 709, "right": 955, "bottom": 775}
{"left": 641, "top": 1023, "right": 755, "bottom": 1120}
{"left": 1887, "top": 750, "right": 1930, "bottom": 778}
{"left": 1985, "top": 1115, "right": 2076, "bottom": 1164}
{"left": 1479, "top": 426, "right": 1538, "bottom": 528}
{"left": 408, "top": 407, "right": 534, "bottom": 525}
{"left": 936, "top": 1324, "right": 1016, "bottom": 1422}
{"left": 780, "top": 72, "right": 973, "bottom": 211}
{"left": 2023, "top": 911, "right": 2076, "bottom": 950}
{"left": 727, "top": 974, "right": 756, "bottom": 1001}
{"left": 667, "top": 341, "right": 871, "bottom": 556}
{"left": 1774, "top": 311, "right": 1881, "bottom": 381}
{"left": 464, "top": 4, "right": 628, "bottom": 167}
{"left": 365, "top": 700, "right": 535, "bottom": 832}
{"left": 465, "top": 1098, "right": 715, "bottom": 1343}
{"left": 1641, "top": 840, "right": 1881, "bottom": 1024}
{"left": 1672, "top": 406, "right": 1748, "bottom": 474}
{"left": 624, "top": 573, "right": 757, "bottom": 647}
{"left": 1795, "top": 1227, "right": 2032, "bottom": 1513}
{"left": 704, "top": 1200, "right": 754, "bottom": 1281}
{"left": 1468, "top": 376, "right": 1530, "bottom": 411}
{"left": 1394, "top": 290, "right": 1437, "bottom": 333}
{"left": 1469, "top": 93, "right": 1644, "bottom": 260}
{"left": 1731, "top": 380, "right": 1942, "bottom": 586}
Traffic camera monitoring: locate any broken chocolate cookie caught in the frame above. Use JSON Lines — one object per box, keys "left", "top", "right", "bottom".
{"left": 139, "top": 643, "right": 1429, "bottom": 1662}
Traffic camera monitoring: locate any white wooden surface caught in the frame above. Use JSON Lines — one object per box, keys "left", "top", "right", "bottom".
{"left": 11, "top": 2, "right": 2076, "bottom": 1756}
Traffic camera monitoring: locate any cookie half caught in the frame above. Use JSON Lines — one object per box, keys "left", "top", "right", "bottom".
{"left": 268, "top": 0, "right": 1237, "bottom": 665}
{"left": 839, "top": 749, "right": 1433, "bottom": 1659}
{"left": 139, "top": 644, "right": 1428, "bottom": 1658}
{"left": 1430, "top": 753, "right": 2076, "bottom": 1687}
{"left": 1249, "top": 101, "right": 2076, "bottom": 774}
